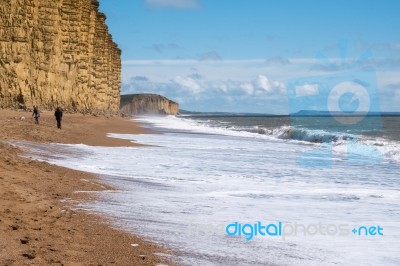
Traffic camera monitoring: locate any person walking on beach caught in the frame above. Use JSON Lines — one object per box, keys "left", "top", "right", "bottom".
{"left": 55, "top": 107, "right": 63, "bottom": 129}
{"left": 32, "top": 106, "right": 40, "bottom": 124}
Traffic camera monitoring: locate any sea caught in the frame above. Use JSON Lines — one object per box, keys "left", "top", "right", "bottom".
{"left": 13, "top": 115, "right": 400, "bottom": 266}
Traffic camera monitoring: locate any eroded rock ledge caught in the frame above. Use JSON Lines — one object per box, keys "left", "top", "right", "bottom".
{"left": 0, "top": 0, "right": 121, "bottom": 113}
{"left": 120, "top": 94, "right": 179, "bottom": 115}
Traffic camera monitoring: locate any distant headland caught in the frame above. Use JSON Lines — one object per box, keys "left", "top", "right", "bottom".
{"left": 120, "top": 94, "right": 179, "bottom": 116}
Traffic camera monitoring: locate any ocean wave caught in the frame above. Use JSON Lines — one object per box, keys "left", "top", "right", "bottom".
{"left": 245, "top": 125, "right": 355, "bottom": 143}
{"left": 238, "top": 125, "right": 400, "bottom": 163}
{"left": 134, "top": 116, "right": 400, "bottom": 163}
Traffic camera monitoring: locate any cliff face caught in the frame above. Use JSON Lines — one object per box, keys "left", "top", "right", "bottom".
{"left": 0, "top": 0, "right": 121, "bottom": 113}
{"left": 120, "top": 94, "right": 179, "bottom": 116}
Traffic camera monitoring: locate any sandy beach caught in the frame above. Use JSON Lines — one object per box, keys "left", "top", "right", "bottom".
{"left": 0, "top": 109, "right": 173, "bottom": 265}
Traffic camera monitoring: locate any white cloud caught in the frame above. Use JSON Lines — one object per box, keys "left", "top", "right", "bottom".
{"left": 145, "top": 0, "right": 201, "bottom": 9}
{"left": 295, "top": 84, "right": 319, "bottom": 97}
{"left": 122, "top": 73, "right": 287, "bottom": 111}
{"left": 120, "top": 57, "right": 400, "bottom": 113}
{"left": 274, "top": 81, "right": 287, "bottom": 94}
{"left": 209, "top": 80, "right": 228, "bottom": 93}
{"left": 240, "top": 83, "right": 254, "bottom": 95}
{"left": 247, "top": 75, "right": 286, "bottom": 96}
{"left": 255, "top": 75, "right": 272, "bottom": 93}
{"left": 172, "top": 75, "right": 202, "bottom": 94}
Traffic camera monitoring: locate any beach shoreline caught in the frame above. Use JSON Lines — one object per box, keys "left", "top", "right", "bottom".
{"left": 0, "top": 109, "right": 174, "bottom": 265}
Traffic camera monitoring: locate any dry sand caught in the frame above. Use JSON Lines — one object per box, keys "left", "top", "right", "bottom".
{"left": 0, "top": 109, "right": 174, "bottom": 265}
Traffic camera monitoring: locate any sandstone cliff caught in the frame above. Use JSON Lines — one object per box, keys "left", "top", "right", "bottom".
{"left": 120, "top": 94, "right": 179, "bottom": 116}
{"left": 0, "top": 0, "right": 121, "bottom": 113}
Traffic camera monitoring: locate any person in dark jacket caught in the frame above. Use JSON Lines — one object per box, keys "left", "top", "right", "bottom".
{"left": 32, "top": 106, "right": 40, "bottom": 124}
{"left": 54, "top": 107, "right": 63, "bottom": 129}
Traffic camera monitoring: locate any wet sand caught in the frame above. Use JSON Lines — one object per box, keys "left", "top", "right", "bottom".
{"left": 0, "top": 109, "right": 174, "bottom": 265}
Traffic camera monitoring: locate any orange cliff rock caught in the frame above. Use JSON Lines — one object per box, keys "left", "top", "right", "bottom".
{"left": 120, "top": 94, "right": 179, "bottom": 116}
{"left": 0, "top": 0, "right": 121, "bottom": 114}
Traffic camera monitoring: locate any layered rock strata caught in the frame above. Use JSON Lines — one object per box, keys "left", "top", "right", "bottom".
{"left": 0, "top": 0, "right": 121, "bottom": 113}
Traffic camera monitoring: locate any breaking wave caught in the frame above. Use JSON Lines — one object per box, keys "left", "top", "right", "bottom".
{"left": 247, "top": 125, "right": 355, "bottom": 143}
{"left": 134, "top": 115, "right": 400, "bottom": 163}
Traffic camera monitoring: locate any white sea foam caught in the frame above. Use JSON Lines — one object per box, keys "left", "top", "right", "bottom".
{"left": 135, "top": 115, "right": 400, "bottom": 164}
{"left": 12, "top": 116, "right": 400, "bottom": 266}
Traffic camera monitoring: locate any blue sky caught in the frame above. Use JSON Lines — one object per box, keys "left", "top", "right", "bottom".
{"left": 99, "top": 0, "right": 400, "bottom": 113}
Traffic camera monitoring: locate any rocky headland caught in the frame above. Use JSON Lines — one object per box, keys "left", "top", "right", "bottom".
{"left": 120, "top": 94, "right": 179, "bottom": 115}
